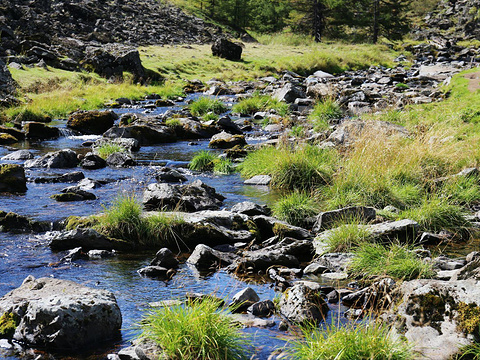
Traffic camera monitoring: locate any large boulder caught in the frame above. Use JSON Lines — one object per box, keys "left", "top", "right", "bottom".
{"left": 209, "top": 131, "right": 247, "bottom": 149}
{"left": 25, "top": 149, "right": 78, "bottom": 168}
{"left": 279, "top": 283, "right": 329, "bottom": 325}
{"left": 0, "top": 164, "right": 27, "bottom": 193}
{"left": 1, "top": 150, "right": 33, "bottom": 161}
{"left": 187, "top": 244, "right": 238, "bottom": 270}
{"left": 312, "top": 206, "right": 376, "bottom": 233}
{"left": 273, "top": 83, "right": 307, "bottom": 103}
{"left": 211, "top": 38, "right": 242, "bottom": 61}
{"left": 0, "top": 211, "right": 49, "bottom": 233}
{"left": 387, "top": 279, "right": 480, "bottom": 360}
{"left": 48, "top": 229, "right": 121, "bottom": 251}
{"left": 67, "top": 110, "right": 116, "bottom": 135}
{"left": 143, "top": 180, "right": 225, "bottom": 212}
{"left": 103, "top": 124, "right": 176, "bottom": 146}
{"left": 0, "top": 276, "right": 121, "bottom": 350}
{"left": 23, "top": 122, "right": 60, "bottom": 140}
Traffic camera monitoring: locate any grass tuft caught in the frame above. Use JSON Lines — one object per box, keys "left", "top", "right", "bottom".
{"left": 189, "top": 97, "right": 227, "bottom": 117}
{"left": 273, "top": 191, "right": 319, "bottom": 227}
{"left": 140, "top": 298, "right": 251, "bottom": 360}
{"left": 189, "top": 150, "right": 217, "bottom": 172}
{"left": 324, "top": 224, "right": 372, "bottom": 252}
{"left": 289, "top": 321, "right": 413, "bottom": 360}
{"left": 95, "top": 143, "right": 128, "bottom": 159}
{"left": 309, "top": 98, "right": 343, "bottom": 131}
{"left": 232, "top": 93, "right": 290, "bottom": 117}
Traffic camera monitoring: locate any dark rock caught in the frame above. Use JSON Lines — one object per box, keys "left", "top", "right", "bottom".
{"left": 247, "top": 300, "right": 275, "bottom": 318}
{"left": 155, "top": 167, "right": 187, "bottom": 183}
{"left": 279, "top": 283, "right": 328, "bottom": 325}
{"left": 0, "top": 59, "right": 16, "bottom": 97}
{"left": 229, "top": 287, "right": 260, "bottom": 312}
{"left": 0, "top": 276, "right": 121, "bottom": 350}
{"left": 211, "top": 38, "right": 242, "bottom": 61}
{"left": 252, "top": 215, "right": 311, "bottom": 240}
{"left": 61, "top": 247, "right": 87, "bottom": 262}
{"left": 137, "top": 266, "right": 174, "bottom": 280}
{"left": 231, "top": 201, "right": 270, "bottom": 216}
{"left": 103, "top": 124, "right": 176, "bottom": 146}
{"left": 215, "top": 115, "right": 243, "bottom": 135}
{"left": 150, "top": 248, "right": 179, "bottom": 269}
{"left": 80, "top": 152, "right": 107, "bottom": 169}
{"left": 25, "top": 149, "right": 78, "bottom": 168}
{"left": 303, "top": 262, "right": 330, "bottom": 276}
{"left": 312, "top": 206, "right": 376, "bottom": 233}
{"left": 0, "top": 164, "right": 27, "bottom": 192}
{"left": 93, "top": 137, "right": 140, "bottom": 152}
{"left": 0, "top": 133, "right": 18, "bottom": 144}
{"left": 67, "top": 110, "right": 116, "bottom": 135}
{"left": 88, "top": 250, "right": 115, "bottom": 259}
{"left": 48, "top": 229, "right": 121, "bottom": 251}
{"left": 24, "top": 122, "right": 60, "bottom": 140}
{"left": 0, "top": 211, "right": 49, "bottom": 233}
{"left": 51, "top": 190, "right": 96, "bottom": 202}
{"left": 0, "top": 126, "right": 25, "bottom": 141}
{"left": 187, "top": 244, "right": 238, "bottom": 270}
{"left": 34, "top": 171, "right": 85, "bottom": 184}
{"left": 326, "top": 290, "right": 339, "bottom": 303}
{"left": 106, "top": 152, "right": 136, "bottom": 167}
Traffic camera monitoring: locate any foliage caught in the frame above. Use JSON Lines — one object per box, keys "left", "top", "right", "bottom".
{"left": 349, "top": 243, "right": 435, "bottom": 280}
{"left": 240, "top": 144, "right": 338, "bottom": 191}
{"left": 213, "top": 158, "right": 236, "bottom": 174}
{"left": 324, "top": 224, "right": 372, "bottom": 252}
{"left": 459, "top": 343, "right": 480, "bottom": 360}
{"left": 309, "top": 98, "right": 343, "bottom": 131}
{"left": 457, "top": 302, "right": 480, "bottom": 335}
{"left": 189, "top": 97, "right": 227, "bottom": 116}
{"left": 165, "top": 118, "right": 182, "bottom": 128}
{"left": 232, "top": 93, "right": 290, "bottom": 116}
{"left": 289, "top": 321, "right": 413, "bottom": 360}
{"left": 95, "top": 143, "right": 128, "bottom": 159}
{"left": 189, "top": 151, "right": 217, "bottom": 172}
{"left": 273, "top": 191, "right": 319, "bottom": 226}
{"left": 140, "top": 298, "right": 251, "bottom": 360}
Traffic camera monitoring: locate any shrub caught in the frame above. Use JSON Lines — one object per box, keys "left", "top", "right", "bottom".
{"left": 189, "top": 97, "right": 227, "bottom": 116}
{"left": 189, "top": 150, "right": 217, "bottom": 172}
{"left": 240, "top": 144, "right": 338, "bottom": 191}
{"left": 399, "top": 196, "right": 470, "bottom": 233}
{"left": 349, "top": 243, "right": 435, "bottom": 280}
{"left": 324, "top": 224, "right": 372, "bottom": 252}
{"left": 140, "top": 298, "right": 251, "bottom": 360}
{"left": 309, "top": 98, "right": 342, "bottom": 131}
{"left": 273, "top": 191, "right": 319, "bottom": 227}
{"left": 289, "top": 321, "right": 413, "bottom": 360}
{"left": 95, "top": 143, "right": 127, "bottom": 159}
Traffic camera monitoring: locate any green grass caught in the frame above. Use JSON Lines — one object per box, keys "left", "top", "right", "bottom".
{"left": 189, "top": 97, "right": 227, "bottom": 117}
{"left": 95, "top": 143, "right": 128, "bottom": 159}
{"left": 458, "top": 343, "right": 480, "bottom": 360}
{"left": 348, "top": 243, "right": 435, "bottom": 280}
{"left": 240, "top": 144, "right": 338, "bottom": 191}
{"left": 139, "top": 298, "right": 251, "bottom": 360}
{"left": 232, "top": 94, "right": 290, "bottom": 117}
{"left": 95, "top": 194, "right": 184, "bottom": 248}
{"left": 399, "top": 196, "right": 470, "bottom": 233}
{"left": 165, "top": 118, "right": 182, "bottom": 128}
{"left": 324, "top": 224, "right": 372, "bottom": 252}
{"left": 289, "top": 321, "right": 413, "bottom": 360}
{"left": 440, "top": 175, "right": 480, "bottom": 207}
{"left": 309, "top": 98, "right": 343, "bottom": 131}
{"left": 213, "top": 158, "right": 235, "bottom": 175}
{"left": 273, "top": 191, "right": 319, "bottom": 227}
{"left": 189, "top": 151, "right": 217, "bottom": 172}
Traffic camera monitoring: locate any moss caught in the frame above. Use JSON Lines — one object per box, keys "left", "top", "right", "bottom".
{"left": 0, "top": 133, "right": 18, "bottom": 144}
{"left": 407, "top": 293, "right": 447, "bottom": 333}
{"left": 0, "top": 164, "right": 27, "bottom": 192}
{"left": 64, "top": 216, "right": 98, "bottom": 230}
{"left": 0, "top": 312, "right": 18, "bottom": 339}
{"left": 457, "top": 302, "right": 480, "bottom": 335}
{"left": 272, "top": 222, "right": 289, "bottom": 238}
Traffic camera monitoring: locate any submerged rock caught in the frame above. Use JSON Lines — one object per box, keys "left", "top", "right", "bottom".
{"left": 0, "top": 276, "right": 121, "bottom": 351}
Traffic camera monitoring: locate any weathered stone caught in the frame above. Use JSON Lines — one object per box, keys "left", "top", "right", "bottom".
{"left": 93, "top": 137, "right": 140, "bottom": 152}
{"left": 23, "top": 122, "right": 60, "bottom": 140}
{"left": 211, "top": 38, "right": 242, "bottom": 61}
{"left": 209, "top": 131, "right": 247, "bottom": 149}
{"left": 0, "top": 211, "right": 48, "bottom": 233}
{"left": 51, "top": 190, "right": 96, "bottom": 202}
{"left": 150, "top": 248, "right": 179, "bottom": 269}
{"left": 273, "top": 83, "right": 307, "bottom": 103}
{"left": 137, "top": 266, "right": 174, "bottom": 280}
{"left": 244, "top": 175, "right": 271, "bottom": 185}
{"left": 103, "top": 124, "right": 176, "bottom": 146}
{"left": 0, "top": 276, "right": 121, "bottom": 350}
{"left": 187, "top": 244, "right": 238, "bottom": 270}
{"left": 25, "top": 149, "right": 78, "bottom": 168}
{"left": 80, "top": 152, "right": 107, "bottom": 169}
{"left": 1, "top": 150, "right": 33, "bottom": 161}
{"left": 106, "top": 152, "right": 136, "bottom": 167}
{"left": 229, "top": 287, "right": 260, "bottom": 312}
{"left": 279, "top": 283, "right": 328, "bottom": 325}
{"left": 231, "top": 201, "right": 270, "bottom": 216}
{"left": 247, "top": 300, "right": 275, "bottom": 318}
{"left": 67, "top": 110, "right": 116, "bottom": 135}
{"left": 48, "top": 229, "right": 121, "bottom": 251}
{"left": 252, "top": 215, "right": 311, "bottom": 240}
{"left": 0, "top": 164, "right": 27, "bottom": 193}
{"left": 154, "top": 167, "right": 187, "bottom": 183}
{"left": 312, "top": 206, "right": 376, "bottom": 233}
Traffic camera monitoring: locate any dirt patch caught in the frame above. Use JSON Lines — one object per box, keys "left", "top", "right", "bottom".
{"left": 465, "top": 72, "right": 480, "bottom": 92}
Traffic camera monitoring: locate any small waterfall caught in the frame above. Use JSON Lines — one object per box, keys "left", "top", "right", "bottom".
{"left": 58, "top": 127, "right": 76, "bottom": 138}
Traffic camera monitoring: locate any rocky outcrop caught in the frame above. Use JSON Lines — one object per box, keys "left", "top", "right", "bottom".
{"left": 0, "top": 59, "right": 16, "bottom": 97}
{"left": 0, "top": 276, "right": 121, "bottom": 351}
{"left": 0, "top": 164, "right": 27, "bottom": 193}
{"left": 211, "top": 39, "right": 242, "bottom": 61}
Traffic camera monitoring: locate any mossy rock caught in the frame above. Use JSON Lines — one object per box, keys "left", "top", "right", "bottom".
{"left": 51, "top": 193, "right": 86, "bottom": 202}
{"left": 0, "top": 312, "right": 18, "bottom": 339}
{"left": 24, "top": 122, "right": 60, "bottom": 140}
{"left": 457, "top": 302, "right": 480, "bottom": 334}
{"left": 0, "top": 126, "right": 24, "bottom": 140}
{"left": 64, "top": 216, "right": 99, "bottom": 230}
{"left": 0, "top": 164, "right": 27, "bottom": 193}
{"left": 0, "top": 132, "right": 18, "bottom": 144}
{"left": 67, "top": 110, "right": 116, "bottom": 135}
{"left": 209, "top": 132, "right": 247, "bottom": 149}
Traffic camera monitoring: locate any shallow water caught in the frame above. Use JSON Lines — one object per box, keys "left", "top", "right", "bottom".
{"left": 0, "top": 98, "right": 347, "bottom": 359}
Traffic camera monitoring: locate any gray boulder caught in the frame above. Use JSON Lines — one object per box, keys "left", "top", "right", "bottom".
{"left": 0, "top": 276, "right": 121, "bottom": 350}
{"left": 247, "top": 300, "right": 275, "bottom": 318}
{"left": 25, "top": 149, "right": 78, "bottom": 168}
{"left": 209, "top": 131, "right": 247, "bottom": 149}
{"left": 48, "top": 229, "right": 119, "bottom": 251}
{"left": 312, "top": 206, "right": 376, "bottom": 233}
{"left": 231, "top": 201, "right": 270, "bottom": 216}
{"left": 150, "top": 248, "right": 179, "bottom": 269}
{"left": 106, "top": 152, "right": 136, "bottom": 167}
{"left": 253, "top": 215, "right": 311, "bottom": 240}
{"left": 0, "top": 59, "right": 16, "bottom": 97}
{"left": 80, "top": 152, "right": 107, "bottom": 170}
{"left": 229, "top": 287, "right": 260, "bottom": 312}
{"left": 244, "top": 175, "right": 271, "bottom": 185}
{"left": 279, "top": 283, "right": 328, "bottom": 325}
{"left": 1, "top": 150, "right": 34, "bottom": 161}
{"left": 103, "top": 124, "right": 176, "bottom": 146}
{"left": 187, "top": 244, "right": 238, "bottom": 270}
{"left": 273, "top": 83, "right": 306, "bottom": 103}
{"left": 154, "top": 167, "right": 187, "bottom": 183}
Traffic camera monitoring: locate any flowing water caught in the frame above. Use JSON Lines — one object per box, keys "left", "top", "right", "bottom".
{"left": 0, "top": 96, "right": 350, "bottom": 359}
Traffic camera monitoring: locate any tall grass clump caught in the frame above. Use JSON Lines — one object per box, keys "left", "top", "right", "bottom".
{"left": 189, "top": 150, "right": 217, "bottom": 171}
{"left": 349, "top": 243, "right": 435, "bottom": 280}
{"left": 273, "top": 191, "right": 319, "bottom": 226}
{"left": 289, "top": 321, "right": 413, "bottom": 360}
{"left": 95, "top": 143, "right": 128, "bottom": 159}
{"left": 232, "top": 93, "right": 290, "bottom": 116}
{"left": 324, "top": 224, "right": 372, "bottom": 252}
{"left": 399, "top": 196, "right": 470, "bottom": 233}
{"left": 440, "top": 175, "right": 480, "bottom": 207}
{"left": 189, "top": 97, "right": 227, "bottom": 116}
{"left": 309, "top": 98, "right": 343, "bottom": 131}
{"left": 240, "top": 144, "right": 338, "bottom": 191}
{"left": 213, "top": 158, "right": 235, "bottom": 175}
{"left": 140, "top": 298, "right": 251, "bottom": 360}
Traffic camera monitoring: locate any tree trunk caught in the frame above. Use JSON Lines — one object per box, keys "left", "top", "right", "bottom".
{"left": 313, "top": 0, "right": 325, "bottom": 42}
{"left": 373, "top": 0, "right": 379, "bottom": 43}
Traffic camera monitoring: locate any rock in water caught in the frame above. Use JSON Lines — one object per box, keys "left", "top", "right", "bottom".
{"left": 0, "top": 164, "right": 27, "bottom": 193}
{"left": 67, "top": 110, "right": 116, "bottom": 135}
{"left": 0, "top": 276, "right": 122, "bottom": 350}
{"left": 211, "top": 39, "right": 242, "bottom": 61}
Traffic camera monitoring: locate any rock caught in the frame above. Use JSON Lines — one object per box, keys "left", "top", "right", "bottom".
{"left": 312, "top": 206, "right": 376, "bottom": 233}
{"left": 247, "top": 300, "right": 275, "bottom": 318}
{"left": 103, "top": 124, "right": 176, "bottom": 146}
{"left": 209, "top": 131, "right": 247, "bottom": 149}
{"left": 93, "top": 137, "right": 140, "bottom": 152}
{"left": 80, "top": 152, "right": 107, "bottom": 169}
{"left": 1, "top": 150, "right": 33, "bottom": 161}
{"left": 61, "top": 247, "right": 87, "bottom": 262}
{"left": 0, "top": 211, "right": 49, "bottom": 233}
{"left": 155, "top": 167, "right": 187, "bottom": 183}
{"left": 187, "top": 244, "right": 238, "bottom": 270}
{"left": 229, "top": 287, "right": 260, "bottom": 311}
{"left": 67, "top": 110, "right": 116, "bottom": 135}
{"left": 0, "top": 276, "right": 121, "bottom": 350}
{"left": 368, "top": 219, "right": 419, "bottom": 242}
{"left": 88, "top": 250, "right": 115, "bottom": 259}
{"left": 273, "top": 83, "right": 307, "bottom": 103}
{"left": 0, "top": 133, "right": 18, "bottom": 144}
{"left": 229, "top": 313, "right": 275, "bottom": 328}
{"left": 143, "top": 180, "right": 225, "bottom": 212}
{"left": 51, "top": 190, "right": 96, "bottom": 202}
{"left": 0, "top": 164, "right": 27, "bottom": 193}
{"left": 171, "top": 117, "right": 218, "bottom": 140}
{"left": 215, "top": 115, "right": 243, "bottom": 135}
{"left": 211, "top": 38, "right": 242, "bottom": 61}
{"left": 23, "top": 122, "right": 60, "bottom": 140}
{"left": 387, "top": 279, "right": 480, "bottom": 360}
{"left": 231, "top": 201, "right": 270, "bottom": 216}
{"left": 303, "top": 262, "right": 329, "bottom": 276}
{"left": 137, "top": 266, "right": 174, "bottom": 280}
{"left": 433, "top": 256, "right": 466, "bottom": 271}
{"left": 313, "top": 70, "right": 334, "bottom": 79}
{"left": 244, "top": 175, "right": 271, "bottom": 185}
{"left": 25, "top": 149, "right": 78, "bottom": 168}
{"left": 117, "top": 337, "right": 164, "bottom": 360}
{"left": 48, "top": 229, "right": 121, "bottom": 251}
{"left": 312, "top": 253, "right": 355, "bottom": 272}
{"left": 326, "top": 290, "right": 339, "bottom": 303}
{"left": 0, "top": 59, "right": 16, "bottom": 97}
{"left": 279, "top": 283, "right": 328, "bottom": 325}
{"left": 150, "top": 248, "right": 179, "bottom": 269}
{"left": 106, "top": 152, "right": 136, "bottom": 167}
{"left": 34, "top": 171, "right": 85, "bottom": 184}
{"left": 252, "top": 215, "right": 311, "bottom": 240}
{"left": 451, "top": 258, "right": 480, "bottom": 280}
